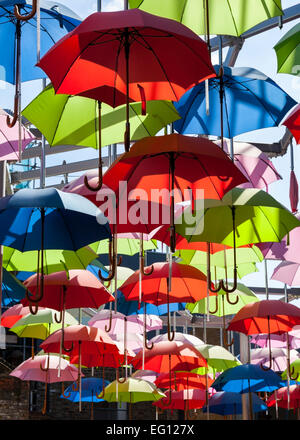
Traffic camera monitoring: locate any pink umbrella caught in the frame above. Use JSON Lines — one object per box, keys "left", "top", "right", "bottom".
{"left": 250, "top": 347, "right": 300, "bottom": 372}
{"left": 271, "top": 261, "right": 300, "bottom": 286}
{"left": 1, "top": 304, "right": 45, "bottom": 328}
{"left": 251, "top": 332, "right": 300, "bottom": 350}
{"left": 258, "top": 213, "right": 300, "bottom": 263}
{"left": 10, "top": 354, "right": 82, "bottom": 414}
{"left": 0, "top": 110, "right": 35, "bottom": 161}
{"left": 88, "top": 309, "right": 162, "bottom": 333}
{"left": 216, "top": 139, "right": 282, "bottom": 191}
{"left": 110, "top": 333, "right": 144, "bottom": 354}
{"left": 131, "top": 369, "right": 159, "bottom": 383}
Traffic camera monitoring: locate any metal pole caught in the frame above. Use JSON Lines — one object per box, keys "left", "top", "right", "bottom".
{"left": 0, "top": 161, "right": 6, "bottom": 324}
{"left": 124, "top": 0, "right": 128, "bottom": 10}
{"left": 97, "top": 0, "right": 101, "bottom": 11}
{"left": 40, "top": 78, "right": 47, "bottom": 188}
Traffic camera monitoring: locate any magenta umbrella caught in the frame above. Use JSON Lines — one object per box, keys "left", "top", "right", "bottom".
{"left": 216, "top": 138, "right": 282, "bottom": 191}
{"left": 250, "top": 347, "right": 300, "bottom": 372}
{"left": 0, "top": 110, "right": 35, "bottom": 161}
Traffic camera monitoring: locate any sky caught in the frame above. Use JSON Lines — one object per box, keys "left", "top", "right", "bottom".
{"left": 1, "top": 0, "right": 299, "bottom": 293}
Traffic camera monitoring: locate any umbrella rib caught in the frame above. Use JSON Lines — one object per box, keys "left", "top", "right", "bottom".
{"left": 257, "top": 206, "right": 282, "bottom": 242}
{"left": 57, "top": 208, "right": 78, "bottom": 251}
{"left": 225, "top": 0, "right": 239, "bottom": 36}
{"left": 21, "top": 208, "right": 37, "bottom": 253}
{"left": 50, "top": 95, "right": 70, "bottom": 146}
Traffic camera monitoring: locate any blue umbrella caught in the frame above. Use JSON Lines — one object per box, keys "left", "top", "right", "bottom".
{"left": 0, "top": 187, "right": 111, "bottom": 312}
{"left": 0, "top": 0, "right": 81, "bottom": 127}
{"left": 202, "top": 391, "right": 267, "bottom": 416}
{"left": 212, "top": 364, "right": 286, "bottom": 394}
{"left": 2, "top": 268, "right": 26, "bottom": 306}
{"left": 173, "top": 65, "right": 297, "bottom": 140}
{"left": 61, "top": 377, "right": 109, "bottom": 419}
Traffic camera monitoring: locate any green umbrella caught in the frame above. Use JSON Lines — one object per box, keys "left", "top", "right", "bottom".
{"left": 274, "top": 22, "right": 300, "bottom": 75}
{"left": 2, "top": 245, "right": 98, "bottom": 275}
{"left": 101, "top": 378, "right": 165, "bottom": 419}
{"left": 188, "top": 262, "right": 258, "bottom": 280}
{"left": 129, "top": 0, "right": 283, "bottom": 37}
{"left": 192, "top": 344, "right": 242, "bottom": 377}
{"left": 22, "top": 83, "right": 181, "bottom": 149}
{"left": 282, "top": 358, "right": 300, "bottom": 381}
{"left": 176, "top": 188, "right": 300, "bottom": 293}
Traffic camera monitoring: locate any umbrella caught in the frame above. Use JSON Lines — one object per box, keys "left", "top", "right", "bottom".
{"left": 282, "top": 104, "right": 300, "bottom": 144}
{"left": 0, "top": 188, "right": 111, "bottom": 312}
{"left": 227, "top": 300, "right": 300, "bottom": 374}
{"left": 102, "top": 133, "right": 247, "bottom": 253}
{"left": 173, "top": 65, "right": 296, "bottom": 147}
{"left": 88, "top": 236, "right": 157, "bottom": 257}
{"left": 0, "top": 1, "right": 81, "bottom": 128}
{"left": 22, "top": 83, "right": 181, "bottom": 149}
{"left": 0, "top": 109, "right": 35, "bottom": 161}
{"left": 216, "top": 138, "right": 282, "bottom": 190}
{"left": 282, "top": 359, "right": 300, "bottom": 382}
{"left": 192, "top": 344, "right": 242, "bottom": 377}
{"left": 153, "top": 388, "right": 208, "bottom": 419}
{"left": 251, "top": 331, "right": 300, "bottom": 350}
{"left": 2, "top": 245, "right": 99, "bottom": 275}
{"left": 1, "top": 268, "right": 28, "bottom": 307}
{"left": 131, "top": 370, "right": 159, "bottom": 383}
{"left": 128, "top": 0, "right": 283, "bottom": 37}
{"left": 267, "top": 385, "right": 300, "bottom": 410}
{"left": 10, "top": 354, "right": 81, "bottom": 414}
{"left": 61, "top": 377, "right": 109, "bottom": 420}
{"left": 1, "top": 303, "right": 38, "bottom": 328}
{"left": 155, "top": 371, "right": 212, "bottom": 391}
{"left": 274, "top": 22, "right": 300, "bottom": 76}
{"left": 211, "top": 364, "right": 285, "bottom": 394}
{"left": 37, "top": 8, "right": 215, "bottom": 189}
{"left": 149, "top": 332, "right": 204, "bottom": 347}
{"left": 119, "top": 261, "right": 215, "bottom": 340}
{"left": 271, "top": 261, "right": 300, "bottom": 286}
{"left": 9, "top": 308, "right": 78, "bottom": 357}
{"left": 250, "top": 347, "right": 300, "bottom": 372}
{"left": 40, "top": 324, "right": 120, "bottom": 411}
{"left": 175, "top": 187, "right": 300, "bottom": 293}
{"left": 102, "top": 378, "right": 166, "bottom": 420}
{"left": 202, "top": 391, "right": 267, "bottom": 416}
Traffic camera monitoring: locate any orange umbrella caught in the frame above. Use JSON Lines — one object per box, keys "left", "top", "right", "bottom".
{"left": 155, "top": 371, "right": 213, "bottom": 391}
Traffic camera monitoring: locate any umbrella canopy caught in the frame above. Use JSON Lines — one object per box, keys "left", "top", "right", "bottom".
{"left": 186, "top": 282, "right": 260, "bottom": 317}
{"left": 173, "top": 65, "right": 297, "bottom": 139}
{"left": 153, "top": 388, "right": 208, "bottom": 411}
{"left": 88, "top": 309, "right": 162, "bottom": 334}
{"left": 0, "top": 110, "right": 35, "bottom": 161}
{"left": 192, "top": 344, "right": 241, "bottom": 376}
{"left": 271, "top": 261, "right": 300, "bottom": 286}
{"left": 202, "top": 391, "right": 267, "bottom": 416}
{"left": 175, "top": 188, "right": 300, "bottom": 247}
{"left": 250, "top": 347, "right": 300, "bottom": 372}
{"left": 274, "top": 22, "right": 300, "bottom": 75}
{"left": 282, "top": 359, "right": 300, "bottom": 382}
{"left": 267, "top": 385, "right": 300, "bottom": 409}
{"left": 1, "top": 304, "right": 45, "bottom": 328}
{"left": 103, "top": 378, "right": 165, "bottom": 403}
{"left": 131, "top": 341, "right": 208, "bottom": 373}
{"left": 128, "top": 0, "right": 283, "bottom": 37}
{"left": 155, "top": 371, "right": 212, "bottom": 391}
{"left": 0, "top": 188, "right": 111, "bottom": 251}
{"left": 9, "top": 308, "right": 78, "bottom": 340}
{"left": 22, "top": 84, "right": 181, "bottom": 149}
{"left": 10, "top": 354, "right": 81, "bottom": 383}
{"left": 89, "top": 236, "right": 157, "bottom": 257}
{"left": 282, "top": 104, "right": 300, "bottom": 144}
{"left": 2, "top": 245, "right": 99, "bottom": 275}
{"left": 0, "top": 0, "right": 81, "bottom": 84}
{"left": 131, "top": 370, "right": 159, "bottom": 383}
{"left": 22, "top": 270, "right": 114, "bottom": 311}
{"left": 211, "top": 363, "right": 285, "bottom": 393}
{"left": 149, "top": 332, "right": 204, "bottom": 347}
{"left": 37, "top": 8, "right": 215, "bottom": 106}
{"left": 119, "top": 261, "right": 214, "bottom": 305}
{"left": 227, "top": 300, "right": 300, "bottom": 335}
{"left": 251, "top": 331, "right": 300, "bottom": 350}
{"left": 60, "top": 377, "right": 109, "bottom": 403}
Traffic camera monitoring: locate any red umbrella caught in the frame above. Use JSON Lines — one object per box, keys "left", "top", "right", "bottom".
{"left": 120, "top": 261, "right": 216, "bottom": 340}
{"left": 1, "top": 304, "right": 45, "bottom": 328}
{"left": 267, "top": 385, "right": 300, "bottom": 410}
{"left": 153, "top": 388, "right": 209, "bottom": 419}
{"left": 227, "top": 300, "right": 300, "bottom": 373}
{"left": 154, "top": 371, "right": 213, "bottom": 391}
{"left": 37, "top": 8, "right": 216, "bottom": 189}
{"left": 282, "top": 104, "right": 300, "bottom": 145}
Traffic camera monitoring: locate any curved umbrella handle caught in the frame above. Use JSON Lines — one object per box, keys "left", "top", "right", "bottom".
{"left": 54, "top": 309, "right": 63, "bottom": 324}
{"left": 96, "top": 364, "right": 106, "bottom": 399}
{"left": 61, "top": 327, "right": 74, "bottom": 353}
{"left": 207, "top": 242, "right": 222, "bottom": 293}
{"left": 61, "top": 384, "right": 72, "bottom": 399}
{"left": 14, "top": 0, "right": 37, "bottom": 20}
{"left": 72, "top": 381, "right": 79, "bottom": 392}
{"left": 143, "top": 303, "right": 154, "bottom": 350}
{"left": 98, "top": 239, "right": 117, "bottom": 283}
{"left": 54, "top": 287, "right": 66, "bottom": 324}
{"left": 223, "top": 328, "right": 234, "bottom": 348}
{"left": 116, "top": 367, "right": 127, "bottom": 384}
{"left": 40, "top": 355, "right": 50, "bottom": 372}
{"left": 104, "top": 308, "right": 113, "bottom": 333}
{"left": 220, "top": 208, "right": 238, "bottom": 295}
{"left": 6, "top": 95, "right": 19, "bottom": 128}
{"left": 84, "top": 168, "right": 103, "bottom": 192}
{"left": 140, "top": 238, "right": 154, "bottom": 276}
{"left": 167, "top": 294, "right": 175, "bottom": 342}
{"left": 209, "top": 295, "right": 219, "bottom": 314}
{"left": 28, "top": 302, "right": 39, "bottom": 315}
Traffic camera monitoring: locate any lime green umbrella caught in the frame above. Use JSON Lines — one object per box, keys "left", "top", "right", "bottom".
{"left": 192, "top": 344, "right": 242, "bottom": 377}
{"left": 89, "top": 237, "right": 157, "bottom": 257}
{"left": 129, "top": 0, "right": 283, "bottom": 37}
{"left": 282, "top": 358, "right": 300, "bottom": 381}
{"left": 176, "top": 188, "right": 300, "bottom": 294}
{"left": 2, "top": 245, "right": 98, "bottom": 274}
{"left": 101, "top": 378, "right": 165, "bottom": 419}
{"left": 189, "top": 262, "right": 258, "bottom": 280}
{"left": 22, "top": 84, "right": 181, "bottom": 149}
{"left": 10, "top": 308, "right": 78, "bottom": 358}
{"left": 274, "top": 22, "right": 300, "bottom": 75}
